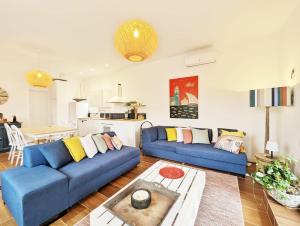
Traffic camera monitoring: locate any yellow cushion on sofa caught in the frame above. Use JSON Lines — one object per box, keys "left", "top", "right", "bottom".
{"left": 165, "top": 128, "right": 177, "bottom": 141}
{"left": 63, "top": 137, "right": 86, "bottom": 162}
{"left": 221, "top": 130, "right": 245, "bottom": 138}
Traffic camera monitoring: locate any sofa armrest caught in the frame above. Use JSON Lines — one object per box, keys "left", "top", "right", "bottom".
{"left": 23, "top": 144, "right": 49, "bottom": 168}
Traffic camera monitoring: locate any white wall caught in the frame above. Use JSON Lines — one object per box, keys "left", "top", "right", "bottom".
{"left": 278, "top": 3, "right": 300, "bottom": 175}
{"left": 0, "top": 61, "right": 80, "bottom": 127}
{"left": 83, "top": 35, "right": 284, "bottom": 160}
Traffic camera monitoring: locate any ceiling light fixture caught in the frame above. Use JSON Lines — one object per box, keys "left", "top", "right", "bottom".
{"left": 25, "top": 51, "right": 53, "bottom": 88}
{"left": 114, "top": 19, "right": 158, "bottom": 62}
{"left": 26, "top": 70, "right": 53, "bottom": 88}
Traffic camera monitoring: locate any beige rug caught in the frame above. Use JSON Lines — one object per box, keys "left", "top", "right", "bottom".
{"left": 76, "top": 170, "right": 244, "bottom": 226}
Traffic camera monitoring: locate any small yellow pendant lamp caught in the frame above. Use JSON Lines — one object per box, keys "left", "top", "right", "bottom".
{"left": 26, "top": 70, "right": 53, "bottom": 88}
{"left": 114, "top": 19, "right": 158, "bottom": 62}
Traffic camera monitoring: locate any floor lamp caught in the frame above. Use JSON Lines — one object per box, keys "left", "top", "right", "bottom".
{"left": 250, "top": 87, "right": 293, "bottom": 155}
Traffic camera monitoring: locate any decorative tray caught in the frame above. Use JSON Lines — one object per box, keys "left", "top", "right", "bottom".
{"left": 104, "top": 179, "right": 180, "bottom": 226}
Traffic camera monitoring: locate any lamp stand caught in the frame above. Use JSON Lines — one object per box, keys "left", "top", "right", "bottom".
{"left": 265, "top": 106, "right": 270, "bottom": 154}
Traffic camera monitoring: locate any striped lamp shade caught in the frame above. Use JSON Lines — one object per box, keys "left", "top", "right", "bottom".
{"left": 250, "top": 87, "right": 293, "bottom": 107}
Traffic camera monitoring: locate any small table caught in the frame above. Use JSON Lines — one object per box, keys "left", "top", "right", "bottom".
{"left": 76, "top": 160, "right": 206, "bottom": 226}
{"left": 255, "top": 153, "right": 277, "bottom": 171}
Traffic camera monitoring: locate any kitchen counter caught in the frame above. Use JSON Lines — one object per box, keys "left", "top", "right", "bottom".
{"left": 78, "top": 118, "right": 145, "bottom": 122}
{"left": 77, "top": 118, "right": 146, "bottom": 147}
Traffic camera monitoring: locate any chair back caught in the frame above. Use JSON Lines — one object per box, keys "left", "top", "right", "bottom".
{"left": 11, "top": 125, "right": 27, "bottom": 148}
{"left": 4, "top": 123, "right": 15, "bottom": 146}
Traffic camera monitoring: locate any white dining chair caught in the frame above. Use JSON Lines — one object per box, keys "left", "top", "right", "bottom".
{"left": 11, "top": 125, "right": 35, "bottom": 166}
{"left": 4, "top": 123, "right": 18, "bottom": 162}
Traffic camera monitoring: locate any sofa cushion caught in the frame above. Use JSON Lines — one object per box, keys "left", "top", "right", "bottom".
{"left": 80, "top": 134, "right": 98, "bottom": 158}
{"left": 1, "top": 165, "right": 68, "bottom": 226}
{"left": 175, "top": 143, "right": 247, "bottom": 165}
{"left": 92, "top": 134, "right": 108, "bottom": 153}
{"left": 58, "top": 146, "right": 139, "bottom": 191}
{"left": 64, "top": 137, "right": 86, "bottom": 162}
{"left": 191, "top": 128, "right": 210, "bottom": 144}
{"left": 166, "top": 128, "right": 177, "bottom": 141}
{"left": 39, "top": 140, "right": 73, "bottom": 169}
{"left": 143, "top": 140, "right": 178, "bottom": 153}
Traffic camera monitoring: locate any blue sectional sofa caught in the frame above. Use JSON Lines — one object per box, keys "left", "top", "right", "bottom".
{"left": 142, "top": 126, "right": 247, "bottom": 175}
{"left": 1, "top": 138, "right": 140, "bottom": 226}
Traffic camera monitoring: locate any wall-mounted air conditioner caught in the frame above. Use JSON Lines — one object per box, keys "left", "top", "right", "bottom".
{"left": 184, "top": 53, "right": 216, "bottom": 67}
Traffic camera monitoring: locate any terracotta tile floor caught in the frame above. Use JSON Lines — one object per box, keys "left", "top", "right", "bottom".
{"left": 0, "top": 152, "right": 272, "bottom": 226}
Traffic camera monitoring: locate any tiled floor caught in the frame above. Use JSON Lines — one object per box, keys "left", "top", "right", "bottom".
{"left": 0, "top": 152, "right": 272, "bottom": 226}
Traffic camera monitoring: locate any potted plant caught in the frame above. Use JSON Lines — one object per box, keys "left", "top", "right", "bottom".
{"left": 252, "top": 158, "right": 300, "bottom": 208}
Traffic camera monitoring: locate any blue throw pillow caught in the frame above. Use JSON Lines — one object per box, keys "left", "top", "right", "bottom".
{"left": 101, "top": 131, "right": 117, "bottom": 137}
{"left": 157, "top": 126, "right": 175, "bottom": 140}
{"left": 39, "top": 140, "right": 73, "bottom": 169}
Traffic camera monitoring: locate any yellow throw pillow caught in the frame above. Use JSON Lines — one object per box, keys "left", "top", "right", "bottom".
{"left": 63, "top": 137, "right": 86, "bottom": 162}
{"left": 221, "top": 130, "right": 245, "bottom": 138}
{"left": 165, "top": 128, "right": 177, "bottom": 141}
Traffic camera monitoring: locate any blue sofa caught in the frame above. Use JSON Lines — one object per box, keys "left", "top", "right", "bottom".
{"left": 142, "top": 126, "right": 247, "bottom": 175}
{"left": 1, "top": 137, "right": 140, "bottom": 226}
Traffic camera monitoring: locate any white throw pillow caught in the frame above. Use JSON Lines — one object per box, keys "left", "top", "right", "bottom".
{"left": 111, "top": 136, "right": 123, "bottom": 150}
{"left": 176, "top": 128, "right": 184, "bottom": 142}
{"left": 80, "top": 134, "right": 98, "bottom": 158}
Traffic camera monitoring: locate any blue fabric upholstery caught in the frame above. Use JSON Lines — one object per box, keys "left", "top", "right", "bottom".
{"left": 39, "top": 140, "right": 72, "bottom": 169}
{"left": 1, "top": 139, "right": 140, "bottom": 226}
{"left": 1, "top": 166, "right": 68, "bottom": 226}
{"left": 142, "top": 126, "right": 247, "bottom": 175}
{"left": 143, "top": 141, "right": 178, "bottom": 153}
{"left": 59, "top": 146, "right": 139, "bottom": 191}
{"left": 143, "top": 148, "right": 246, "bottom": 175}
{"left": 68, "top": 156, "right": 140, "bottom": 206}
{"left": 157, "top": 126, "right": 172, "bottom": 140}
{"left": 175, "top": 143, "right": 247, "bottom": 165}
{"left": 23, "top": 144, "right": 49, "bottom": 167}
{"left": 101, "top": 131, "right": 117, "bottom": 137}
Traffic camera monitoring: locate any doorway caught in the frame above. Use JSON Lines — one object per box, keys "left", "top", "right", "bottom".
{"left": 29, "top": 88, "right": 50, "bottom": 127}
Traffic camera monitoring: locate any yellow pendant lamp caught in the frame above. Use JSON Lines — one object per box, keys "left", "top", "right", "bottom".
{"left": 114, "top": 19, "right": 158, "bottom": 62}
{"left": 26, "top": 70, "right": 53, "bottom": 88}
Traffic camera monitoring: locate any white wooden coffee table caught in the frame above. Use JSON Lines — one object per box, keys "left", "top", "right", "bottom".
{"left": 76, "top": 160, "right": 206, "bottom": 226}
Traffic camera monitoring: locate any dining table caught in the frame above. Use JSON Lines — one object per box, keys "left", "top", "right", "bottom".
{"left": 21, "top": 126, "right": 78, "bottom": 143}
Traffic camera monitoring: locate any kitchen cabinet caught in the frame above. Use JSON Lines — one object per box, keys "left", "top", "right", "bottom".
{"left": 78, "top": 119, "right": 144, "bottom": 147}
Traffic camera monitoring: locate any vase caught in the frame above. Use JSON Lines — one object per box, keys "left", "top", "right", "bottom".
{"left": 268, "top": 189, "right": 300, "bottom": 208}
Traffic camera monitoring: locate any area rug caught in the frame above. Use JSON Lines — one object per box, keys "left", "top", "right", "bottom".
{"left": 76, "top": 170, "right": 244, "bottom": 226}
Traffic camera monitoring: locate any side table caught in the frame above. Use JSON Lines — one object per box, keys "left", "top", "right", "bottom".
{"left": 255, "top": 153, "right": 277, "bottom": 172}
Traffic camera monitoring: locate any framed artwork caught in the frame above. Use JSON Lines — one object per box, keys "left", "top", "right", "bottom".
{"left": 169, "top": 75, "right": 198, "bottom": 119}
{"left": 0, "top": 87, "right": 8, "bottom": 105}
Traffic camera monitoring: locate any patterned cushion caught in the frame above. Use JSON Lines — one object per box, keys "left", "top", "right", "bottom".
{"left": 191, "top": 128, "right": 210, "bottom": 144}
{"left": 111, "top": 136, "right": 123, "bottom": 150}
{"left": 182, "top": 129, "right": 192, "bottom": 144}
{"left": 214, "top": 135, "right": 243, "bottom": 154}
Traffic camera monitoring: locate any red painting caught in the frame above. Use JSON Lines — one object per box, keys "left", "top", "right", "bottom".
{"left": 169, "top": 76, "right": 198, "bottom": 119}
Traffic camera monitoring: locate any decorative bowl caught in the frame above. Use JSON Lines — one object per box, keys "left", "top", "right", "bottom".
{"left": 268, "top": 189, "right": 300, "bottom": 208}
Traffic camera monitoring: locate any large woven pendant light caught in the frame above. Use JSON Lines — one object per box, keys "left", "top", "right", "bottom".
{"left": 26, "top": 70, "right": 53, "bottom": 88}
{"left": 114, "top": 19, "right": 158, "bottom": 62}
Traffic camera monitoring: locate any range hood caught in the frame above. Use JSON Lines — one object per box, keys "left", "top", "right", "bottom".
{"left": 107, "top": 83, "right": 127, "bottom": 103}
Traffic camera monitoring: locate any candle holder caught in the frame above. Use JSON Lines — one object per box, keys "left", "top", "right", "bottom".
{"left": 131, "top": 188, "right": 151, "bottom": 209}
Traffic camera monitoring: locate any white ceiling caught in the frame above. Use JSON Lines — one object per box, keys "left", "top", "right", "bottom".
{"left": 0, "top": 0, "right": 299, "bottom": 78}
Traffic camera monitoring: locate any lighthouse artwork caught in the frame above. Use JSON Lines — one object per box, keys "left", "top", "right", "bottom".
{"left": 169, "top": 76, "right": 198, "bottom": 119}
